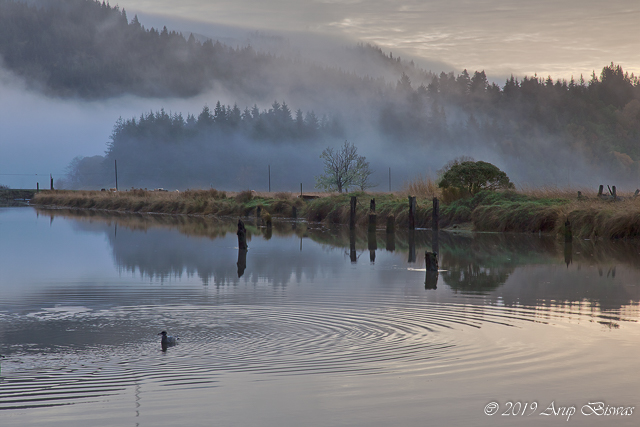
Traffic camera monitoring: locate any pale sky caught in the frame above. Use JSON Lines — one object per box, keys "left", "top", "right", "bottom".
{"left": 124, "top": 0, "right": 640, "bottom": 80}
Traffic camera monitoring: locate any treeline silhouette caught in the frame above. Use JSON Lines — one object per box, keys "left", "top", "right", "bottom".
{"left": 64, "top": 100, "right": 345, "bottom": 190}
{"left": 378, "top": 64, "right": 640, "bottom": 183}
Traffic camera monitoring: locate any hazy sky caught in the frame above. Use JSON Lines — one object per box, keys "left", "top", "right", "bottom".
{"left": 125, "top": 0, "right": 640, "bottom": 80}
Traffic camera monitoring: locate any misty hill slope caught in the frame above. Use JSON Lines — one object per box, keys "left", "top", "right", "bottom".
{"left": 0, "top": 0, "right": 425, "bottom": 106}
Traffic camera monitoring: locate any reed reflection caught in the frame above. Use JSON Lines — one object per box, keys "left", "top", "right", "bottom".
{"left": 37, "top": 208, "right": 640, "bottom": 310}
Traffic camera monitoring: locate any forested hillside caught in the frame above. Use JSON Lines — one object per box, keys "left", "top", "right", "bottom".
{"left": 0, "top": 0, "right": 401, "bottom": 101}
{"left": 2, "top": 0, "right": 640, "bottom": 189}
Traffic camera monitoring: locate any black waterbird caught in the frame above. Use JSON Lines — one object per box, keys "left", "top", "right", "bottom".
{"left": 158, "top": 331, "right": 178, "bottom": 351}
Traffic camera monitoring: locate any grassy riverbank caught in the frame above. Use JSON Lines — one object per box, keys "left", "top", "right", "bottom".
{"left": 32, "top": 188, "right": 640, "bottom": 240}
{"left": 0, "top": 189, "right": 37, "bottom": 206}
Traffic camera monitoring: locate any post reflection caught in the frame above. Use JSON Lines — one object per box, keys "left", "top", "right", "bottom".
{"left": 33, "top": 208, "right": 640, "bottom": 309}
{"left": 350, "top": 229, "right": 357, "bottom": 263}
{"left": 368, "top": 230, "right": 377, "bottom": 264}
{"left": 408, "top": 230, "right": 416, "bottom": 263}
{"left": 237, "top": 248, "right": 247, "bottom": 278}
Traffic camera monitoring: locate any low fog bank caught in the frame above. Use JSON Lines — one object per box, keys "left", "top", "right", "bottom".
{"left": 3, "top": 58, "right": 637, "bottom": 193}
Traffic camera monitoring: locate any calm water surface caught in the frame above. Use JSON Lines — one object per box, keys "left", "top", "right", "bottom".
{"left": 1, "top": 207, "right": 640, "bottom": 426}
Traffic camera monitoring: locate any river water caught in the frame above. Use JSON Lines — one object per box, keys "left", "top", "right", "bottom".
{"left": 1, "top": 207, "right": 640, "bottom": 426}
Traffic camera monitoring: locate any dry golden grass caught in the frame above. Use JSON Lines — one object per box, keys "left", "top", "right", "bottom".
{"left": 401, "top": 175, "right": 441, "bottom": 198}
{"left": 32, "top": 186, "right": 640, "bottom": 240}
{"left": 518, "top": 185, "right": 638, "bottom": 199}
{"left": 555, "top": 196, "right": 640, "bottom": 239}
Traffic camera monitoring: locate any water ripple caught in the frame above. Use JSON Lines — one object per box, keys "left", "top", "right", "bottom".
{"left": 0, "top": 299, "right": 609, "bottom": 411}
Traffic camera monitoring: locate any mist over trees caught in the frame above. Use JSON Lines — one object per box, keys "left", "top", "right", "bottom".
{"left": 0, "top": 0, "right": 391, "bottom": 103}
{"left": 64, "top": 101, "right": 343, "bottom": 190}
{"left": 3, "top": 0, "right": 640, "bottom": 190}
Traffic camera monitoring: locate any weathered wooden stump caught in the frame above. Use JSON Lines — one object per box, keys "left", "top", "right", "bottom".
{"left": 237, "top": 219, "right": 248, "bottom": 250}
{"left": 370, "top": 198, "right": 375, "bottom": 213}
{"left": 386, "top": 215, "right": 395, "bottom": 233}
{"left": 598, "top": 185, "right": 604, "bottom": 197}
{"left": 425, "top": 251, "right": 438, "bottom": 271}
{"left": 368, "top": 213, "right": 377, "bottom": 233}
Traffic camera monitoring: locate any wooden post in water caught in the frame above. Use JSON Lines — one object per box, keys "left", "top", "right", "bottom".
{"left": 237, "top": 219, "right": 248, "bottom": 250}
{"left": 408, "top": 196, "right": 416, "bottom": 230}
{"left": 36, "top": 182, "right": 39, "bottom": 192}
{"left": 256, "top": 206, "right": 262, "bottom": 225}
{"left": 50, "top": 174, "right": 54, "bottom": 190}
{"left": 386, "top": 230, "right": 395, "bottom": 252}
{"left": 564, "top": 218, "right": 572, "bottom": 243}
{"left": 368, "top": 213, "right": 377, "bottom": 233}
{"left": 368, "top": 198, "right": 376, "bottom": 233}
{"left": 432, "top": 197, "right": 439, "bottom": 231}
{"left": 425, "top": 252, "right": 438, "bottom": 290}
{"left": 612, "top": 186, "right": 617, "bottom": 200}
{"left": 425, "top": 251, "right": 438, "bottom": 271}
{"left": 386, "top": 215, "right": 395, "bottom": 233}
{"left": 350, "top": 196, "right": 357, "bottom": 230}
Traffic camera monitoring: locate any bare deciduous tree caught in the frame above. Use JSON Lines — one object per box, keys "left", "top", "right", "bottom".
{"left": 315, "top": 141, "right": 374, "bottom": 193}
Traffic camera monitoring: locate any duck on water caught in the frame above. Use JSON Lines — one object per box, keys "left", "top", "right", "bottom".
{"left": 158, "top": 331, "right": 178, "bottom": 351}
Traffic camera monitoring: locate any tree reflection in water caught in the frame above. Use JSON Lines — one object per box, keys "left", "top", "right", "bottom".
{"left": 37, "top": 208, "right": 640, "bottom": 308}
